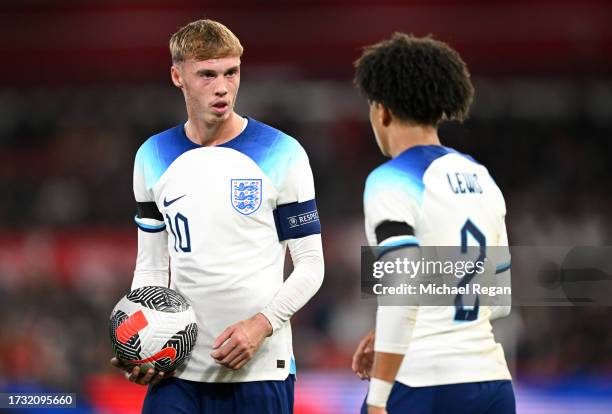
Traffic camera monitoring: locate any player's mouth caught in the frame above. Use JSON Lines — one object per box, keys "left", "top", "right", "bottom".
{"left": 211, "top": 101, "right": 229, "bottom": 115}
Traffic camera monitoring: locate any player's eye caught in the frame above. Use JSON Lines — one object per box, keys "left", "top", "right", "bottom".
{"left": 199, "top": 71, "right": 216, "bottom": 79}
{"left": 225, "top": 69, "right": 238, "bottom": 77}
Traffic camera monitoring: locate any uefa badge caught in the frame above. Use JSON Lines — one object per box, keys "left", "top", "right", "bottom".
{"left": 231, "top": 179, "right": 262, "bottom": 215}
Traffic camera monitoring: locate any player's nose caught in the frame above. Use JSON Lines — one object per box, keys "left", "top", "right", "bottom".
{"left": 213, "top": 79, "right": 229, "bottom": 96}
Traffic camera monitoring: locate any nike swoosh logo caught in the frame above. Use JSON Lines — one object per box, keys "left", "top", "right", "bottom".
{"left": 130, "top": 347, "right": 177, "bottom": 364}
{"left": 163, "top": 194, "right": 186, "bottom": 207}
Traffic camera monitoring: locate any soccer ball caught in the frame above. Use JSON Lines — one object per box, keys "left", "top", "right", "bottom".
{"left": 109, "top": 286, "right": 198, "bottom": 373}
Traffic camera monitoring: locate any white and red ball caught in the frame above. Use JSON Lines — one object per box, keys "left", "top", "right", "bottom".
{"left": 109, "top": 286, "right": 197, "bottom": 372}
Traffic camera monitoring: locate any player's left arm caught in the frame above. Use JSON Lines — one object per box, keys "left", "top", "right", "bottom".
{"left": 261, "top": 144, "right": 324, "bottom": 330}
{"left": 367, "top": 306, "right": 417, "bottom": 412}
{"left": 211, "top": 143, "right": 324, "bottom": 370}
{"left": 361, "top": 175, "right": 422, "bottom": 411}
{"left": 367, "top": 246, "right": 419, "bottom": 412}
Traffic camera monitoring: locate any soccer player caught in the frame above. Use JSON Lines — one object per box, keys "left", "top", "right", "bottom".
{"left": 351, "top": 34, "right": 515, "bottom": 414}
{"left": 111, "top": 19, "right": 324, "bottom": 414}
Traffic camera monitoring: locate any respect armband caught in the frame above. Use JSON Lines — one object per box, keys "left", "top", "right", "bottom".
{"left": 273, "top": 199, "right": 321, "bottom": 241}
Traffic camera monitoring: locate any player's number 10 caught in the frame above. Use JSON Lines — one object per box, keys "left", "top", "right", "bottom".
{"left": 166, "top": 213, "right": 192, "bottom": 253}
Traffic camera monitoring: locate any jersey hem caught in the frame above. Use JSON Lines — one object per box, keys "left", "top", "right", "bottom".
{"left": 396, "top": 371, "right": 512, "bottom": 388}
{"left": 176, "top": 367, "right": 291, "bottom": 383}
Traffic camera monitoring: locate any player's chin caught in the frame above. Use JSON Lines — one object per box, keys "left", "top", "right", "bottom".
{"left": 208, "top": 108, "right": 232, "bottom": 122}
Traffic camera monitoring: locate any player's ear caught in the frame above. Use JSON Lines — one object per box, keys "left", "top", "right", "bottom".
{"left": 171, "top": 65, "right": 183, "bottom": 88}
{"left": 371, "top": 102, "right": 386, "bottom": 127}
{"left": 380, "top": 105, "right": 393, "bottom": 127}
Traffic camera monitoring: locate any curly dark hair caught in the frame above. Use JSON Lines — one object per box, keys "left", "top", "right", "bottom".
{"left": 354, "top": 33, "right": 474, "bottom": 126}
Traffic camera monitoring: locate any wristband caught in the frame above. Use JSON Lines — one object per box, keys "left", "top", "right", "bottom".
{"left": 366, "top": 377, "right": 394, "bottom": 408}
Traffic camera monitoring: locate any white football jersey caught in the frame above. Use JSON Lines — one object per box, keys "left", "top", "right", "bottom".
{"left": 132, "top": 117, "right": 321, "bottom": 382}
{"left": 364, "top": 145, "right": 512, "bottom": 387}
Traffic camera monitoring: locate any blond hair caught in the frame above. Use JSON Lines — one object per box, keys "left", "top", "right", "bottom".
{"left": 169, "top": 19, "right": 243, "bottom": 63}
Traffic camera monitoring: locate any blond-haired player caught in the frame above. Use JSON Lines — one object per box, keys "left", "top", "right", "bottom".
{"left": 111, "top": 19, "right": 324, "bottom": 414}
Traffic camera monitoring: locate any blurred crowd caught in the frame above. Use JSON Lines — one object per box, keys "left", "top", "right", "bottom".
{"left": 0, "top": 79, "right": 611, "bottom": 393}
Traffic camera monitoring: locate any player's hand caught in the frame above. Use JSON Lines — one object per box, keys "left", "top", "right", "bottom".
{"left": 352, "top": 329, "right": 375, "bottom": 380}
{"left": 110, "top": 357, "right": 167, "bottom": 386}
{"left": 367, "top": 406, "right": 388, "bottom": 414}
{"left": 211, "top": 313, "right": 273, "bottom": 370}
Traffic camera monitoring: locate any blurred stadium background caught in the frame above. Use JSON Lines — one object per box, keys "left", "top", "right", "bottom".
{"left": 1, "top": 0, "right": 611, "bottom": 413}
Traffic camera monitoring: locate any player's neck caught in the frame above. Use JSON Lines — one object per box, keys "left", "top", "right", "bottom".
{"left": 387, "top": 123, "right": 441, "bottom": 158}
{"left": 184, "top": 112, "right": 244, "bottom": 147}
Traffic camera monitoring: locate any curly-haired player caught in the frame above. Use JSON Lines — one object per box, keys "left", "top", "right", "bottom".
{"left": 352, "top": 33, "right": 515, "bottom": 414}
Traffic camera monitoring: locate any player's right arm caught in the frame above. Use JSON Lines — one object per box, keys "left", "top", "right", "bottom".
{"left": 110, "top": 357, "right": 166, "bottom": 386}
{"left": 488, "top": 215, "right": 511, "bottom": 320}
{"left": 109, "top": 145, "right": 170, "bottom": 385}
{"left": 131, "top": 145, "right": 170, "bottom": 290}
{"left": 131, "top": 207, "right": 169, "bottom": 290}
